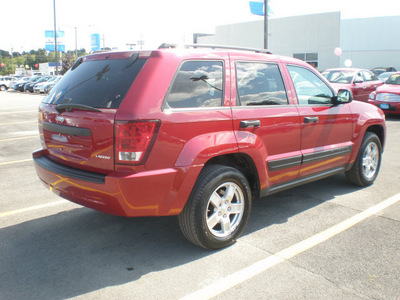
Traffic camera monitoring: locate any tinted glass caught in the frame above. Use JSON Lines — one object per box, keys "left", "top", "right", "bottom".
{"left": 236, "top": 62, "right": 288, "bottom": 106}
{"left": 293, "top": 53, "right": 305, "bottom": 60}
{"left": 306, "top": 53, "right": 318, "bottom": 61}
{"left": 42, "top": 57, "right": 147, "bottom": 108}
{"left": 288, "top": 65, "right": 333, "bottom": 105}
{"left": 165, "top": 61, "right": 223, "bottom": 109}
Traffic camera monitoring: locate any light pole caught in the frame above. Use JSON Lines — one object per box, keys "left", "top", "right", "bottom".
{"left": 63, "top": 25, "right": 78, "bottom": 58}
{"left": 10, "top": 47, "right": 14, "bottom": 75}
{"left": 264, "top": 0, "right": 268, "bottom": 49}
{"left": 53, "top": 0, "right": 58, "bottom": 75}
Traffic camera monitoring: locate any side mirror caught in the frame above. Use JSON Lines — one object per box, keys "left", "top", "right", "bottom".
{"left": 353, "top": 77, "right": 364, "bottom": 84}
{"left": 333, "top": 89, "right": 353, "bottom": 104}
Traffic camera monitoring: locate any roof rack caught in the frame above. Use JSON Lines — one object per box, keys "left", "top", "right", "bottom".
{"left": 158, "top": 43, "right": 272, "bottom": 54}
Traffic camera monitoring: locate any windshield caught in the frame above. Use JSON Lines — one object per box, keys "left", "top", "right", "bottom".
{"left": 42, "top": 56, "right": 147, "bottom": 109}
{"left": 386, "top": 74, "right": 400, "bottom": 85}
{"left": 322, "top": 70, "right": 355, "bottom": 84}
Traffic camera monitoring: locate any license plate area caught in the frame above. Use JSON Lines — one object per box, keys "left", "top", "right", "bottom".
{"left": 380, "top": 103, "right": 390, "bottom": 110}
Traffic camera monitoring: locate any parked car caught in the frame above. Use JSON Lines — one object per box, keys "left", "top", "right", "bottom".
{"left": 24, "top": 76, "right": 51, "bottom": 93}
{"left": 0, "top": 76, "right": 13, "bottom": 91}
{"left": 9, "top": 76, "right": 31, "bottom": 90}
{"left": 43, "top": 80, "right": 59, "bottom": 93}
{"left": 14, "top": 76, "right": 42, "bottom": 92}
{"left": 368, "top": 72, "right": 400, "bottom": 115}
{"left": 371, "top": 66, "right": 397, "bottom": 76}
{"left": 34, "top": 76, "right": 62, "bottom": 93}
{"left": 33, "top": 46, "right": 386, "bottom": 249}
{"left": 322, "top": 68, "right": 383, "bottom": 102}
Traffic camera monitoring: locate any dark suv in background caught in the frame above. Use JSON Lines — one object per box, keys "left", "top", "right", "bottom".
{"left": 33, "top": 45, "right": 385, "bottom": 249}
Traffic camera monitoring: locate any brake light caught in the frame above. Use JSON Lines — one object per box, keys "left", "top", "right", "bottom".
{"left": 115, "top": 121, "right": 159, "bottom": 165}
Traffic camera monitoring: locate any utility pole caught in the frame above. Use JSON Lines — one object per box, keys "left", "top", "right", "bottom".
{"left": 74, "top": 26, "right": 77, "bottom": 58}
{"left": 264, "top": 0, "right": 268, "bottom": 50}
{"left": 53, "top": 0, "right": 58, "bottom": 75}
{"left": 10, "top": 47, "right": 14, "bottom": 75}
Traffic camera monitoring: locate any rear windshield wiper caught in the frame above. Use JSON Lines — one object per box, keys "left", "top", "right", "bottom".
{"left": 55, "top": 103, "right": 102, "bottom": 114}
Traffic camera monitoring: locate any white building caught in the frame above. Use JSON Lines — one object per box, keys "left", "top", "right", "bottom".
{"left": 197, "top": 12, "right": 400, "bottom": 71}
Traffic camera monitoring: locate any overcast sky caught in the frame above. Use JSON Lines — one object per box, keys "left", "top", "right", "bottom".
{"left": 1, "top": 0, "right": 399, "bottom": 52}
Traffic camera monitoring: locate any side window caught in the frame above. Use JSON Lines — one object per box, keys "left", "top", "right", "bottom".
{"left": 287, "top": 65, "right": 333, "bottom": 105}
{"left": 165, "top": 61, "right": 223, "bottom": 109}
{"left": 236, "top": 62, "right": 288, "bottom": 106}
{"left": 363, "top": 71, "right": 378, "bottom": 81}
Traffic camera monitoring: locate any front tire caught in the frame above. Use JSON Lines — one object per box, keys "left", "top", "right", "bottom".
{"left": 178, "top": 165, "right": 252, "bottom": 250}
{"left": 345, "top": 132, "right": 382, "bottom": 187}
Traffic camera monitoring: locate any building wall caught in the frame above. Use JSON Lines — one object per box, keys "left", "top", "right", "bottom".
{"left": 197, "top": 12, "right": 400, "bottom": 71}
{"left": 269, "top": 12, "right": 340, "bottom": 71}
{"left": 340, "top": 16, "right": 400, "bottom": 70}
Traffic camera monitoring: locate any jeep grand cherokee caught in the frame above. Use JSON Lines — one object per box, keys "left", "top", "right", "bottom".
{"left": 33, "top": 45, "right": 385, "bottom": 249}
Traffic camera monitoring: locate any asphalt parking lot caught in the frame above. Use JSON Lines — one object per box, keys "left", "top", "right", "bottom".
{"left": 0, "top": 91, "right": 399, "bottom": 300}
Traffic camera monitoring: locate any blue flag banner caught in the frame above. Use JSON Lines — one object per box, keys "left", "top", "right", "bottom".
{"left": 249, "top": 0, "right": 272, "bottom": 16}
{"left": 249, "top": 0, "right": 264, "bottom": 16}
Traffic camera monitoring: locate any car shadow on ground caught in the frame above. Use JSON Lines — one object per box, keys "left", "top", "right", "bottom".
{"left": 0, "top": 174, "right": 362, "bottom": 299}
{"left": 385, "top": 114, "right": 400, "bottom": 121}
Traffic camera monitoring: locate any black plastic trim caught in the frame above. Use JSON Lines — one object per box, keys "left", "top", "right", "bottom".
{"left": 43, "top": 122, "right": 91, "bottom": 137}
{"left": 302, "top": 146, "right": 352, "bottom": 165}
{"left": 260, "top": 166, "right": 345, "bottom": 198}
{"left": 267, "top": 155, "right": 302, "bottom": 172}
{"left": 34, "top": 155, "right": 105, "bottom": 184}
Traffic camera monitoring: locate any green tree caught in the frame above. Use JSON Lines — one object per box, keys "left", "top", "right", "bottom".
{"left": 60, "top": 53, "right": 75, "bottom": 75}
{"left": 0, "top": 47, "right": 88, "bottom": 75}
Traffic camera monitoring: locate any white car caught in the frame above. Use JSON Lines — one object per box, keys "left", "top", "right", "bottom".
{"left": 34, "top": 76, "right": 62, "bottom": 93}
{"left": 0, "top": 76, "right": 13, "bottom": 91}
{"left": 9, "top": 77, "right": 31, "bottom": 90}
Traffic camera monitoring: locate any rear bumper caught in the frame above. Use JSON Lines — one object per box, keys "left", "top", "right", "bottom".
{"left": 33, "top": 149, "right": 201, "bottom": 217}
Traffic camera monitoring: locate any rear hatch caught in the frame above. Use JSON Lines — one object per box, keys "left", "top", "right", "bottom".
{"left": 39, "top": 52, "right": 148, "bottom": 174}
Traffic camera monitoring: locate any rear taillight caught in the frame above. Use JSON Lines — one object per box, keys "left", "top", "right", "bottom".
{"left": 115, "top": 121, "right": 159, "bottom": 165}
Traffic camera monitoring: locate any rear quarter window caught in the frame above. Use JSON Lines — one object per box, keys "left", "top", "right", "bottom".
{"left": 42, "top": 57, "right": 147, "bottom": 108}
{"left": 164, "top": 60, "right": 224, "bottom": 109}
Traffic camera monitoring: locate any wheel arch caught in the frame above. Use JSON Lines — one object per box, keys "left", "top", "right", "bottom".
{"left": 366, "top": 124, "right": 385, "bottom": 151}
{"left": 204, "top": 153, "right": 260, "bottom": 199}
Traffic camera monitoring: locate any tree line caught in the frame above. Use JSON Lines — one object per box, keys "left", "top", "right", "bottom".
{"left": 0, "top": 48, "right": 88, "bottom": 76}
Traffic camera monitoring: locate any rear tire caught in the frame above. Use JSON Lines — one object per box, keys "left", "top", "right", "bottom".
{"left": 0, "top": 85, "right": 6, "bottom": 91}
{"left": 178, "top": 165, "right": 252, "bottom": 250}
{"left": 345, "top": 132, "right": 382, "bottom": 187}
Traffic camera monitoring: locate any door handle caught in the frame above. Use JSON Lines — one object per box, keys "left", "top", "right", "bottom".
{"left": 240, "top": 120, "right": 261, "bottom": 128}
{"left": 304, "top": 116, "right": 319, "bottom": 123}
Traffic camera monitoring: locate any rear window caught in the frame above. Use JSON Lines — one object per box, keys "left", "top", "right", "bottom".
{"left": 42, "top": 57, "right": 147, "bottom": 108}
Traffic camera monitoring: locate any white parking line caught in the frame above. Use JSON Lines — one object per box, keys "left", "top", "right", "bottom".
{"left": 0, "top": 200, "right": 68, "bottom": 218}
{"left": 0, "top": 159, "right": 33, "bottom": 166}
{"left": 0, "top": 135, "right": 39, "bottom": 142}
{"left": 0, "top": 120, "right": 37, "bottom": 126}
{"left": 180, "top": 193, "right": 400, "bottom": 300}
{"left": 0, "top": 110, "right": 38, "bottom": 115}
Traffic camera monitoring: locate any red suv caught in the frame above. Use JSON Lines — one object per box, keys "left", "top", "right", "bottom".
{"left": 33, "top": 46, "right": 386, "bottom": 249}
